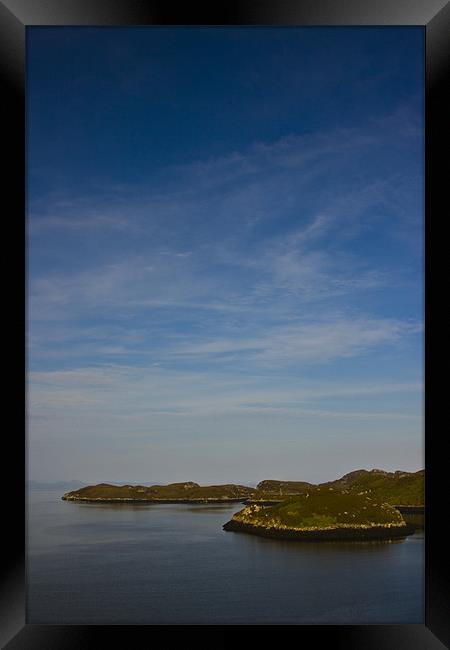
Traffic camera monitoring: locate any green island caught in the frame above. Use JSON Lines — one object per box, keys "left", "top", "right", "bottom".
{"left": 62, "top": 468, "right": 424, "bottom": 541}
{"left": 223, "top": 489, "right": 416, "bottom": 541}
{"left": 61, "top": 481, "right": 254, "bottom": 503}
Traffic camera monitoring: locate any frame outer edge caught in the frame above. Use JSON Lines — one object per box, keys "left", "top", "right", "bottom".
{"left": 425, "top": 2, "right": 450, "bottom": 648}
{"left": 0, "top": 0, "right": 448, "bottom": 647}
{"left": 0, "top": 0, "right": 449, "bottom": 26}
{"left": 0, "top": 1, "right": 25, "bottom": 649}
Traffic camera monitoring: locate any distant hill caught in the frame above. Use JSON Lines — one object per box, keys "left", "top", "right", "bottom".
{"left": 322, "top": 469, "right": 424, "bottom": 506}
{"left": 250, "top": 479, "right": 314, "bottom": 501}
{"left": 256, "top": 479, "right": 315, "bottom": 493}
{"left": 28, "top": 480, "right": 87, "bottom": 491}
{"left": 249, "top": 469, "right": 424, "bottom": 506}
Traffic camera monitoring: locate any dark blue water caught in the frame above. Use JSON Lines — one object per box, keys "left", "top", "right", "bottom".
{"left": 27, "top": 490, "right": 424, "bottom": 625}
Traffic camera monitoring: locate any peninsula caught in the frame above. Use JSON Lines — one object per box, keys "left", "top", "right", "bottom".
{"left": 247, "top": 468, "right": 425, "bottom": 506}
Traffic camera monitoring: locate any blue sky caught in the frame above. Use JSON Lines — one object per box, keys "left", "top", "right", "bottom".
{"left": 27, "top": 27, "right": 424, "bottom": 484}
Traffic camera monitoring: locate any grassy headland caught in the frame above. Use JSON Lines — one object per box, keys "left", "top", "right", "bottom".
{"left": 247, "top": 469, "right": 424, "bottom": 507}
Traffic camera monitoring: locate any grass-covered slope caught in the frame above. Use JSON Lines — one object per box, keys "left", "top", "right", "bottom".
{"left": 249, "top": 469, "right": 424, "bottom": 506}
{"left": 62, "top": 481, "right": 255, "bottom": 502}
{"left": 223, "top": 489, "right": 414, "bottom": 540}
{"left": 323, "top": 469, "right": 424, "bottom": 506}
{"left": 230, "top": 490, "right": 405, "bottom": 529}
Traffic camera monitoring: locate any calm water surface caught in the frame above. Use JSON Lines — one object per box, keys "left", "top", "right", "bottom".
{"left": 27, "top": 490, "right": 424, "bottom": 624}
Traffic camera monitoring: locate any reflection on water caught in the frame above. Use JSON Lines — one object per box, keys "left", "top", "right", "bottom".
{"left": 27, "top": 490, "right": 424, "bottom": 625}
{"left": 75, "top": 502, "right": 241, "bottom": 513}
{"left": 237, "top": 533, "right": 407, "bottom": 553}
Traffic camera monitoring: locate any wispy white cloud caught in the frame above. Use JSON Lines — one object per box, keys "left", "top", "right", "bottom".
{"left": 173, "top": 317, "right": 422, "bottom": 365}
{"left": 29, "top": 108, "right": 421, "bottom": 240}
{"left": 29, "top": 213, "right": 134, "bottom": 233}
{"left": 28, "top": 108, "right": 422, "bottom": 344}
{"left": 29, "top": 363, "right": 422, "bottom": 425}
{"left": 27, "top": 109, "right": 423, "bottom": 481}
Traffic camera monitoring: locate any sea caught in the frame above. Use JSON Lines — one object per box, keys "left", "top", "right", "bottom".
{"left": 26, "top": 489, "right": 424, "bottom": 625}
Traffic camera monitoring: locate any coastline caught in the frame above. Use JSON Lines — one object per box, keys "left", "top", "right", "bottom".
{"left": 222, "top": 519, "right": 416, "bottom": 541}
{"left": 61, "top": 496, "right": 247, "bottom": 504}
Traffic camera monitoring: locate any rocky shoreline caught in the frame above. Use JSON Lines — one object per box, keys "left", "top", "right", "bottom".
{"left": 222, "top": 519, "right": 416, "bottom": 541}
{"left": 61, "top": 495, "right": 247, "bottom": 504}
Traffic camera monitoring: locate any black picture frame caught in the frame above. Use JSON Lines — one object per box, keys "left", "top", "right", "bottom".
{"left": 2, "top": 1, "right": 449, "bottom": 647}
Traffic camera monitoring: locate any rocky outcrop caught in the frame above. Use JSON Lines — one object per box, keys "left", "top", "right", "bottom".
{"left": 223, "top": 519, "right": 415, "bottom": 541}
